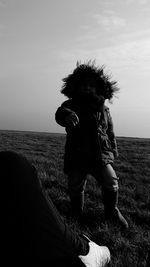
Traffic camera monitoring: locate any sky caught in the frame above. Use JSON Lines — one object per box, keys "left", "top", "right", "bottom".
{"left": 0, "top": 0, "right": 150, "bottom": 138}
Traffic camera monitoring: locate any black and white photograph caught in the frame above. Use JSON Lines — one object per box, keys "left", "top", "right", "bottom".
{"left": 0, "top": 1, "right": 150, "bottom": 266}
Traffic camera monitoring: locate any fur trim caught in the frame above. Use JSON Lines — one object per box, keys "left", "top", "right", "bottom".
{"left": 61, "top": 60, "right": 119, "bottom": 100}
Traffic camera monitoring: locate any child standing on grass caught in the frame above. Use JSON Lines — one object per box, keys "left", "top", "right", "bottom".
{"left": 55, "top": 61, "right": 128, "bottom": 229}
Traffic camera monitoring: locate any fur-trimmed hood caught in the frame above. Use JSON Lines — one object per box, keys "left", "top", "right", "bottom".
{"left": 61, "top": 61, "right": 119, "bottom": 100}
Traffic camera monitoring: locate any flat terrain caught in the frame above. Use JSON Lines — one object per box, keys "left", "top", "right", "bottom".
{"left": 0, "top": 130, "right": 150, "bottom": 267}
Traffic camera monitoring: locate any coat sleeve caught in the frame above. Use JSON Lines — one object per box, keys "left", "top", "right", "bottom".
{"left": 106, "top": 108, "right": 119, "bottom": 158}
{"left": 55, "top": 100, "right": 76, "bottom": 127}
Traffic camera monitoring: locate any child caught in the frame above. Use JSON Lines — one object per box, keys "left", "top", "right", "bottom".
{"left": 55, "top": 61, "right": 128, "bottom": 229}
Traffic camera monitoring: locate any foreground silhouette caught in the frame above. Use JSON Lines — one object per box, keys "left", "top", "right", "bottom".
{"left": 2, "top": 151, "right": 110, "bottom": 267}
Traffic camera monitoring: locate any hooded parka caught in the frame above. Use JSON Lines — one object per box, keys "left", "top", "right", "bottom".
{"left": 55, "top": 99, "right": 118, "bottom": 174}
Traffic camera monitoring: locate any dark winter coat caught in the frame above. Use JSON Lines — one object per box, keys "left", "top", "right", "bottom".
{"left": 55, "top": 99, "right": 118, "bottom": 174}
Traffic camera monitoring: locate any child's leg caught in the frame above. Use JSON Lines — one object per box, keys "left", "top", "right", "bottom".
{"left": 95, "top": 164, "right": 128, "bottom": 229}
{"left": 1, "top": 151, "right": 88, "bottom": 266}
{"left": 100, "top": 164, "right": 119, "bottom": 192}
{"left": 68, "top": 169, "right": 87, "bottom": 218}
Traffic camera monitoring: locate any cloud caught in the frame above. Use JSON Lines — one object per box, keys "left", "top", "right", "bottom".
{"left": 77, "top": 11, "right": 127, "bottom": 45}
{"left": 94, "top": 37, "right": 150, "bottom": 73}
{"left": 58, "top": 34, "right": 150, "bottom": 77}
{"left": 91, "top": 12, "right": 126, "bottom": 31}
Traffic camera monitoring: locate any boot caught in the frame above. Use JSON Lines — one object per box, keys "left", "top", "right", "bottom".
{"left": 70, "top": 192, "right": 84, "bottom": 220}
{"left": 102, "top": 188, "right": 128, "bottom": 229}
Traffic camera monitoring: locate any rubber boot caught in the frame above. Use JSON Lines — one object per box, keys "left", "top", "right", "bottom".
{"left": 70, "top": 192, "right": 84, "bottom": 221}
{"left": 102, "top": 188, "right": 128, "bottom": 229}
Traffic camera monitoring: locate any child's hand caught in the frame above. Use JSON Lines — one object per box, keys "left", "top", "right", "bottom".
{"left": 65, "top": 112, "right": 79, "bottom": 127}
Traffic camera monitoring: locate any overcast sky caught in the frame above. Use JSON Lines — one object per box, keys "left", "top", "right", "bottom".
{"left": 0, "top": 0, "right": 150, "bottom": 137}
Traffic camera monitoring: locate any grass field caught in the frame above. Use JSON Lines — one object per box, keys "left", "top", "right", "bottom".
{"left": 0, "top": 130, "right": 150, "bottom": 267}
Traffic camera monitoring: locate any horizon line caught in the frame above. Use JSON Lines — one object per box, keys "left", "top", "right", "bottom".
{"left": 0, "top": 129, "right": 149, "bottom": 140}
